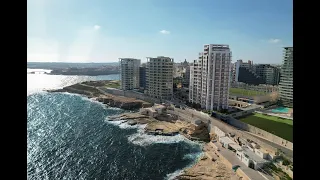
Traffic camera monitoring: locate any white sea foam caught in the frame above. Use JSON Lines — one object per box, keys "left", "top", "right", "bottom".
{"left": 107, "top": 120, "right": 128, "bottom": 126}
{"left": 165, "top": 151, "right": 204, "bottom": 180}
{"left": 61, "top": 92, "right": 124, "bottom": 112}
{"left": 127, "top": 127, "right": 198, "bottom": 147}
{"left": 105, "top": 117, "right": 202, "bottom": 147}
{"left": 165, "top": 169, "right": 184, "bottom": 180}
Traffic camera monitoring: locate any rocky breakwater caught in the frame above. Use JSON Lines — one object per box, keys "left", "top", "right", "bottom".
{"left": 47, "top": 80, "right": 152, "bottom": 110}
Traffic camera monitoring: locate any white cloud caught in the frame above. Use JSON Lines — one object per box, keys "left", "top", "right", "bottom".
{"left": 159, "top": 30, "right": 170, "bottom": 34}
{"left": 268, "top": 38, "right": 281, "bottom": 44}
{"left": 93, "top": 25, "right": 100, "bottom": 30}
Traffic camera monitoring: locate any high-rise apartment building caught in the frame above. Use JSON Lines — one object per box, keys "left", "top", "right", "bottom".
{"left": 139, "top": 66, "right": 146, "bottom": 89}
{"left": 189, "top": 44, "right": 232, "bottom": 110}
{"left": 279, "top": 47, "right": 293, "bottom": 107}
{"left": 119, "top": 58, "right": 141, "bottom": 90}
{"left": 254, "top": 64, "right": 280, "bottom": 85}
{"left": 146, "top": 56, "right": 174, "bottom": 101}
{"left": 235, "top": 60, "right": 265, "bottom": 85}
{"left": 183, "top": 65, "right": 191, "bottom": 87}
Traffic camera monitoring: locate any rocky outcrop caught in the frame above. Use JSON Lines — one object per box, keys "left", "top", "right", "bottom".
{"left": 179, "top": 121, "right": 210, "bottom": 142}
{"left": 175, "top": 144, "right": 240, "bottom": 180}
{"left": 96, "top": 96, "right": 144, "bottom": 110}
{"left": 47, "top": 81, "right": 152, "bottom": 110}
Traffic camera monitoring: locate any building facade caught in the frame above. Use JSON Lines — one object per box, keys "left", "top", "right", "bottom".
{"left": 146, "top": 56, "right": 174, "bottom": 101}
{"left": 189, "top": 44, "right": 232, "bottom": 110}
{"left": 279, "top": 47, "right": 293, "bottom": 107}
{"left": 254, "top": 64, "right": 280, "bottom": 85}
{"left": 139, "top": 66, "right": 146, "bottom": 89}
{"left": 235, "top": 60, "right": 265, "bottom": 85}
{"left": 183, "top": 65, "right": 191, "bottom": 87}
{"left": 119, "top": 58, "right": 141, "bottom": 90}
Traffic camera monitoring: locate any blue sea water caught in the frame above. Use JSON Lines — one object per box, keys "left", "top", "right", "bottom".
{"left": 27, "top": 72, "right": 202, "bottom": 180}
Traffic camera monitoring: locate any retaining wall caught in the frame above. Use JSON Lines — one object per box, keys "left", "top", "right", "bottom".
{"left": 169, "top": 108, "right": 279, "bottom": 153}
{"left": 227, "top": 117, "right": 293, "bottom": 150}
{"left": 175, "top": 107, "right": 293, "bottom": 151}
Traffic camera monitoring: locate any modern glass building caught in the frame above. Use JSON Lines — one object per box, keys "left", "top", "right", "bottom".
{"left": 279, "top": 47, "right": 293, "bottom": 107}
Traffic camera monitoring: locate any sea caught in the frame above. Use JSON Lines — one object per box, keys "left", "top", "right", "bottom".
{"left": 27, "top": 69, "right": 203, "bottom": 180}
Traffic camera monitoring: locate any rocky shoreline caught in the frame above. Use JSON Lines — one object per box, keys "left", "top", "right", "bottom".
{"left": 47, "top": 80, "right": 152, "bottom": 110}
{"left": 46, "top": 80, "right": 240, "bottom": 180}
{"left": 107, "top": 112, "right": 210, "bottom": 141}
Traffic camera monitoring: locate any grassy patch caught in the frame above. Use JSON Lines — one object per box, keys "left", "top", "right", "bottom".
{"left": 230, "top": 88, "right": 266, "bottom": 96}
{"left": 104, "top": 81, "right": 120, "bottom": 89}
{"left": 239, "top": 113, "right": 293, "bottom": 142}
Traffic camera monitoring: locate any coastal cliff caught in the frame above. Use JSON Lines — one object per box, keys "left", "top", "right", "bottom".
{"left": 47, "top": 80, "right": 152, "bottom": 110}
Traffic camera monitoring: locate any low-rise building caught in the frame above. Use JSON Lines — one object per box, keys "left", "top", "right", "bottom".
{"left": 236, "top": 147, "right": 268, "bottom": 170}
{"left": 140, "top": 104, "right": 166, "bottom": 117}
{"left": 213, "top": 126, "right": 226, "bottom": 140}
{"left": 255, "top": 148, "right": 269, "bottom": 160}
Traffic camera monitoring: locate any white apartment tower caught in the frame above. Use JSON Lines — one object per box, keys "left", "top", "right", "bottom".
{"left": 119, "top": 58, "right": 141, "bottom": 90}
{"left": 146, "top": 56, "right": 174, "bottom": 101}
{"left": 189, "top": 44, "right": 232, "bottom": 111}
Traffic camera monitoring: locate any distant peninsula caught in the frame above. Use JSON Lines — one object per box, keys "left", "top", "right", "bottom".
{"left": 49, "top": 67, "right": 119, "bottom": 76}
{"left": 27, "top": 62, "right": 120, "bottom": 76}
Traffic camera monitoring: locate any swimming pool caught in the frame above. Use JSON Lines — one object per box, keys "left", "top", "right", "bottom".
{"left": 271, "top": 107, "right": 290, "bottom": 113}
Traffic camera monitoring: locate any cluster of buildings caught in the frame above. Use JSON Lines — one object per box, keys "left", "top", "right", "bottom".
{"left": 232, "top": 60, "right": 280, "bottom": 86}
{"left": 118, "top": 45, "right": 293, "bottom": 110}
{"left": 119, "top": 56, "right": 174, "bottom": 102}
{"left": 213, "top": 126, "right": 276, "bottom": 170}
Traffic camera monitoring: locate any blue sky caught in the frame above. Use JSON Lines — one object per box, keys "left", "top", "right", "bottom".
{"left": 27, "top": 0, "right": 292, "bottom": 64}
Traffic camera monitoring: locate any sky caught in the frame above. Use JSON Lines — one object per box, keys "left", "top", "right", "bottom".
{"left": 27, "top": 0, "right": 292, "bottom": 64}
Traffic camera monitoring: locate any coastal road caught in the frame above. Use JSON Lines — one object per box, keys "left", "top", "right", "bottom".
{"left": 213, "top": 142, "right": 274, "bottom": 180}
{"left": 172, "top": 107, "right": 293, "bottom": 160}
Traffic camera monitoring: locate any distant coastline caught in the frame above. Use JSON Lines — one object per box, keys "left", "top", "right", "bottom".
{"left": 27, "top": 62, "right": 120, "bottom": 76}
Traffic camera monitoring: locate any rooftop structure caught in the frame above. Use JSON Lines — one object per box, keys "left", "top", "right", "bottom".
{"left": 241, "top": 147, "right": 268, "bottom": 164}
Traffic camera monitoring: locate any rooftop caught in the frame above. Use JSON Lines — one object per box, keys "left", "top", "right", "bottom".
{"left": 242, "top": 147, "right": 268, "bottom": 164}
{"left": 220, "top": 136, "right": 235, "bottom": 145}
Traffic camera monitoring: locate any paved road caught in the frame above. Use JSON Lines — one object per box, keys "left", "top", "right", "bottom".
{"left": 213, "top": 142, "right": 274, "bottom": 180}
{"left": 172, "top": 107, "right": 293, "bottom": 160}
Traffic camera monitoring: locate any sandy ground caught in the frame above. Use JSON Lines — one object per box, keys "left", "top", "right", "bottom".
{"left": 176, "top": 144, "right": 240, "bottom": 180}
